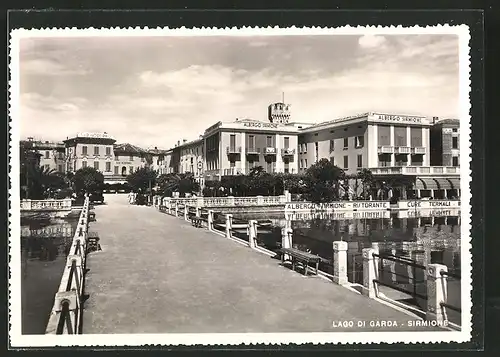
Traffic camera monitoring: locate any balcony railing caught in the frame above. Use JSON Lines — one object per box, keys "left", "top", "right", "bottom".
{"left": 223, "top": 168, "right": 243, "bottom": 176}
{"left": 21, "top": 198, "right": 72, "bottom": 211}
{"left": 378, "top": 145, "right": 394, "bottom": 154}
{"left": 246, "top": 147, "right": 260, "bottom": 155}
{"left": 368, "top": 166, "right": 460, "bottom": 176}
{"left": 226, "top": 146, "right": 241, "bottom": 154}
{"left": 264, "top": 147, "right": 277, "bottom": 155}
{"left": 281, "top": 148, "right": 295, "bottom": 156}
{"left": 412, "top": 147, "right": 426, "bottom": 154}
{"left": 396, "top": 146, "right": 411, "bottom": 154}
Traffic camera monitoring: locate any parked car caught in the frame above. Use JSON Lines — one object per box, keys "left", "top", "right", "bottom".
{"left": 89, "top": 191, "right": 105, "bottom": 204}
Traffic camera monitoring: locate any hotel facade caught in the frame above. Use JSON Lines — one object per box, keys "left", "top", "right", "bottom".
{"left": 22, "top": 101, "right": 460, "bottom": 198}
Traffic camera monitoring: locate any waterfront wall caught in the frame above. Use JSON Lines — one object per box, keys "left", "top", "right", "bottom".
{"left": 21, "top": 198, "right": 72, "bottom": 211}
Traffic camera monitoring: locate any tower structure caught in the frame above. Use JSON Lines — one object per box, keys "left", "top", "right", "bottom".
{"left": 268, "top": 93, "right": 291, "bottom": 124}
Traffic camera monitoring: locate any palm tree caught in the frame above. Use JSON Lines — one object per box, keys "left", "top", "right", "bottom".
{"left": 26, "top": 166, "right": 67, "bottom": 199}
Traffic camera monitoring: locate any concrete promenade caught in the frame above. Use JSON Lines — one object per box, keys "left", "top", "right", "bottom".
{"left": 83, "top": 194, "right": 440, "bottom": 333}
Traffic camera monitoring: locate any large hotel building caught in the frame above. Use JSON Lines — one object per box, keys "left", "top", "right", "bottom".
{"left": 22, "top": 101, "right": 460, "bottom": 198}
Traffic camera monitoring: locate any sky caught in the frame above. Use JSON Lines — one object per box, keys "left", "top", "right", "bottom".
{"left": 18, "top": 33, "right": 460, "bottom": 149}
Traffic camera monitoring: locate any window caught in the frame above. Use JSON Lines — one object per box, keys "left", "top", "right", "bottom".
{"left": 45, "top": 151, "right": 50, "bottom": 159}
{"left": 115, "top": 155, "right": 119, "bottom": 161}
{"left": 378, "top": 125, "right": 391, "bottom": 146}
{"left": 248, "top": 135, "right": 255, "bottom": 149}
{"left": 343, "top": 138, "right": 349, "bottom": 149}
{"left": 452, "top": 128, "right": 458, "bottom": 133}
{"left": 303, "top": 143, "right": 307, "bottom": 153}
{"left": 106, "top": 162, "right": 111, "bottom": 172}
{"left": 394, "top": 126, "right": 407, "bottom": 146}
{"left": 357, "top": 155, "right": 363, "bottom": 168}
{"left": 94, "top": 161, "right": 100, "bottom": 170}
{"left": 94, "top": 146, "right": 100, "bottom": 155}
{"left": 284, "top": 161, "right": 289, "bottom": 173}
{"left": 58, "top": 164, "right": 63, "bottom": 172}
{"left": 129, "top": 166, "right": 133, "bottom": 174}
{"left": 229, "top": 161, "right": 235, "bottom": 167}
{"left": 266, "top": 136, "right": 273, "bottom": 147}
{"left": 284, "top": 137, "right": 289, "bottom": 149}
{"left": 411, "top": 155, "right": 423, "bottom": 166}
{"left": 82, "top": 161, "right": 87, "bottom": 168}
{"left": 114, "top": 166, "right": 119, "bottom": 174}
{"left": 452, "top": 137, "right": 458, "bottom": 149}
{"left": 452, "top": 156, "right": 459, "bottom": 167}
{"left": 330, "top": 139, "right": 335, "bottom": 152}
{"left": 355, "top": 136, "right": 364, "bottom": 148}
{"left": 343, "top": 156, "right": 348, "bottom": 169}
{"left": 410, "top": 127, "right": 422, "bottom": 147}
{"left": 315, "top": 142, "right": 319, "bottom": 162}
{"left": 106, "top": 147, "right": 111, "bottom": 156}
{"left": 304, "top": 159, "right": 308, "bottom": 168}
{"left": 230, "top": 134, "right": 236, "bottom": 149}
{"left": 300, "top": 159, "right": 303, "bottom": 169}
{"left": 248, "top": 160, "right": 255, "bottom": 169}
{"left": 266, "top": 161, "right": 272, "bottom": 173}
{"left": 130, "top": 155, "right": 134, "bottom": 161}
{"left": 82, "top": 146, "right": 88, "bottom": 155}
{"left": 330, "top": 157, "right": 334, "bottom": 165}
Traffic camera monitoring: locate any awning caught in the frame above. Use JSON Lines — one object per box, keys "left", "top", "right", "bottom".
{"left": 415, "top": 178, "right": 439, "bottom": 190}
{"left": 434, "top": 178, "right": 452, "bottom": 190}
{"left": 447, "top": 178, "right": 460, "bottom": 190}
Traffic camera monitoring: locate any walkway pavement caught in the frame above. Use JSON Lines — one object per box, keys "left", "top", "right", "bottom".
{"left": 82, "top": 194, "right": 441, "bottom": 333}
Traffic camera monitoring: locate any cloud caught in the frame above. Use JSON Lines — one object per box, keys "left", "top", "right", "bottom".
{"left": 358, "top": 35, "right": 387, "bottom": 49}
{"left": 22, "top": 58, "right": 90, "bottom": 76}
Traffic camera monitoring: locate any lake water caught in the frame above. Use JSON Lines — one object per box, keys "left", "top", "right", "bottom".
{"left": 20, "top": 214, "right": 80, "bottom": 335}
{"left": 228, "top": 210, "right": 462, "bottom": 326}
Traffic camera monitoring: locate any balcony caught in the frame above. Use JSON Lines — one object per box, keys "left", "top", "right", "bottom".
{"left": 368, "top": 166, "right": 460, "bottom": 176}
{"left": 281, "top": 148, "right": 295, "bottom": 156}
{"left": 223, "top": 168, "right": 243, "bottom": 176}
{"left": 246, "top": 147, "right": 260, "bottom": 155}
{"left": 396, "top": 146, "right": 411, "bottom": 154}
{"left": 378, "top": 145, "right": 394, "bottom": 154}
{"left": 226, "top": 146, "right": 242, "bottom": 154}
{"left": 263, "top": 147, "right": 277, "bottom": 155}
{"left": 412, "top": 147, "right": 426, "bottom": 154}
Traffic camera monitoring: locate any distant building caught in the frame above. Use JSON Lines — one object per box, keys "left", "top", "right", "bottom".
{"left": 201, "top": 102, "right": 311, "bottom": 182}
{"left": 21, "top": 138, "right": 66, "bottom": 173}
{"left": 178, "top": 137, "right": 204, "bottom": 185}
{"left": 63, "top": 132, "right": 116, "bottom": 178}
{"left": 430, "top": 118, "right": 460, "bottom": 167}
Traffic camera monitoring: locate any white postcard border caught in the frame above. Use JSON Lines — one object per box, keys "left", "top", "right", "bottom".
{"left": 8, "top": 25, "right": 472, "bottom": 347}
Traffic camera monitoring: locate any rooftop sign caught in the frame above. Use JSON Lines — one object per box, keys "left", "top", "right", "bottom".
{"left": 372, "top": 114, "right": 426, "bottom": 124}
{"left": 242, "top": 122, "right": 279, "bottom": 129}
{"left": 76, "top": 132, "right": 114, "bottom": 139}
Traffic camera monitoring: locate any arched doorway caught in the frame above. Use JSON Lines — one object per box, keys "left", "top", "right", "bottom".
{"left": 121, "top": 166, "right": 127, "bottom": 176}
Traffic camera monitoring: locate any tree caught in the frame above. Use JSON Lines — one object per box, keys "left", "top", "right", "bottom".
{"left": 357, "top": 169, "right": 374, "bottom": 199}
{"left": 126, "top": 167, "right": 157, "bottom": 193}
{"left": 72, "top": 167, "right": 105, "bottom": 195}
{"left": 303, "top": 158, "right": 345, "bottom": 203}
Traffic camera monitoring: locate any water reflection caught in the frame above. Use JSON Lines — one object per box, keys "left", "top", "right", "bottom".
{"left": 233, "top": 209, "right": 462, "bottom": 324}
{"left": 20, "top": 215, "right": 79, "bottom": 335}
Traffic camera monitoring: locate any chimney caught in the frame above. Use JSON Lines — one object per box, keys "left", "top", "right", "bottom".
{"left": 432, "top": 116, "right": 439, "bottom": 124}
{"left": 177, "top": 140, "right": 181, "bottom": 146}
{"left": 154, "top": 146, "right": 158, "bottom": 150}
{"left": 183, "top": 139, "right": 187, "bottom": 143}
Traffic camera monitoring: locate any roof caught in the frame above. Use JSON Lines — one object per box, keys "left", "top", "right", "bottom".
{"left": 114, "top": 143, "right": 146, "bottom": 153}
{"left": 147, "top": 148, "right": 171, "bottom": 155}
{"left": 434, "top": 118, "right": 460, "bottom": 127}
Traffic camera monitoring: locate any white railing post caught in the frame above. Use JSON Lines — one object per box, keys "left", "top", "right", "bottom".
{"left": 184, "top": 205, "right": 189, "bottom": 221}
{"left": 332, "top": 241, "right": 348, "bottom": 285}
{"left": 281, "top": 227, "right": 293, "bottom": 260}
{"left": 208, "top": 210, "right": 214, "bottom": 231}
{"left": 175, "top": 202, "right": 178, "bottom": 217}
{"left": 225, "top": 214, "right": 233, "bottom": 238}
{"left": 196, "top": 207, "right": 201, "bottom": 218}
{"left": 426, "top": 263, "right": 448, "bottom": 323}
{"left": 362, "top": 248, "right": 378, "bottom": 298}
{"left": 248, "top": 220, "right": 258, "bottom": 249}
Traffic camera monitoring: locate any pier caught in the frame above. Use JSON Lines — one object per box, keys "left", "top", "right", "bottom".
{"left": 76, "top": 195, "right": 453, "bottom": 333}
